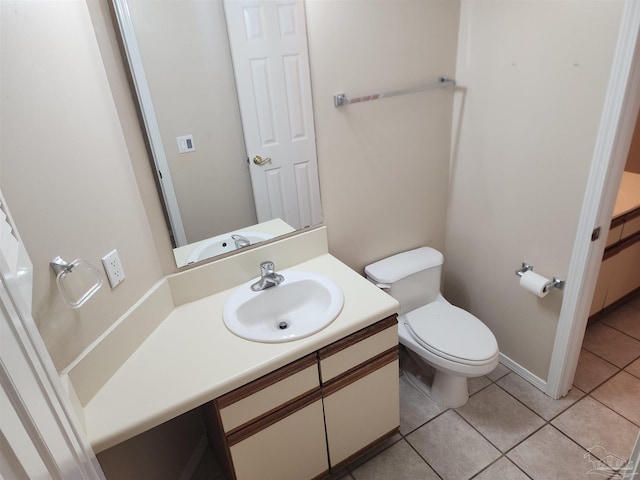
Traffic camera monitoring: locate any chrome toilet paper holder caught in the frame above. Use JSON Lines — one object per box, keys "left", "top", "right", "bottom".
{"left": 515, "top": 262, "right": 565, "bottom": 292}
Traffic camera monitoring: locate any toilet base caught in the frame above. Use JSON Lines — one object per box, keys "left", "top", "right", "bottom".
{"left": 402, "top": 349, "right": 470, "bottom": 408}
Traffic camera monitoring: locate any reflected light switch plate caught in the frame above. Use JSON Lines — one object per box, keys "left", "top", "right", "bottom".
{"left": 177, "top": 135, "right": 195, "bottom": 153}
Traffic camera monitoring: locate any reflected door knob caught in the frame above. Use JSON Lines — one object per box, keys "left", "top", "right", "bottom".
{"left": 253, "top": 155, "right": 272, "bottom": 166}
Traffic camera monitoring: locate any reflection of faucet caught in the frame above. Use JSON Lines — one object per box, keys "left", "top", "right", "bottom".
{"left": 232, "top": 234, "right": 250, "bottom": 249}
{"left": 250, "top": 261, "right": 284, "bottom": 291}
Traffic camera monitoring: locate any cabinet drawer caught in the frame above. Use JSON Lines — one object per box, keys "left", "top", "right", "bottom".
{"left": 229, "top": 392, "right": 328, "bottom": 480}
{"left": 323, "top": 351, "right": 399, "bottom": 468}
{"left": 217, "top": 354, "right": 319, "bottom": 433}
{"left": 318, "top": 316, "right": 397, "bottom": 383}
{"left": 607, "top": 224, "right": 623, "bottom": 247}
{"left": 622, "top": 215, "right": 640, "bottom": 240}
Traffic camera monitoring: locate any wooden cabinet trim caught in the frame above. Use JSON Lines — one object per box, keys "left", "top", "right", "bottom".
{"left": 311, "top": 470, "right": 330, "bottom": 480}
{"left": 611, "top": 215, "right": 626, "bottom": 229}
{"left": 322, "top": 348, "right": 398, "bottom": 397}
{"left": 611, "top": 206, "right": 640, "bottom": 229}
{"left": 223, "top": 385, "right": 321, "bottom": 439}
{"left": 201, "top": 402, "right": 237, "bottom": 480}
{"left": 227, "top": 389, "right": 323, "bottom": 447}
{"left": 603, "top": 228, "right": 640, "bottom": 260}
{"left": 623, "top": 206, "right": 640, "bottom": 222}
{"left": 216, "top": 353, "right": 318, "bottom": 409}
{"left": 318, "top": 315, "right": 397, "bottom": 360}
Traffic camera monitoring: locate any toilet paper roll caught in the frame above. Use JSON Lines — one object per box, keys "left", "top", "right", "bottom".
{"left": 519, "top": 270, "right": 551, "bottom": 298}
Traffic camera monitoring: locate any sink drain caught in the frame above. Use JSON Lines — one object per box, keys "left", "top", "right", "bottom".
{"left": 278, "top": 321, "right": 290, "bottom": 330}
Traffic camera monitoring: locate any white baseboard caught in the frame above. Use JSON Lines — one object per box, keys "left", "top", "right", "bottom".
{"left": 179, "top": 433, "right": 209, "bottom": 480}
{"left": 499, "top": 352, "right": 547, "bottom": 393}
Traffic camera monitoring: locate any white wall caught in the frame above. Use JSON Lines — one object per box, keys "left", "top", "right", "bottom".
{"left": 0, "top": 0, "right": 164, "bottom": 372}
{"left": 444, "top": 0, "right": 624, "bottom": 380}
{"left": 306, "top": 0, "right": 460, "bottom": 273}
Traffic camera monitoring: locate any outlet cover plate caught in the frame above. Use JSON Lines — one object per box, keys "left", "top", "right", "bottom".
{"left": 102, "top": 249, "right": 126, "bottom": 288}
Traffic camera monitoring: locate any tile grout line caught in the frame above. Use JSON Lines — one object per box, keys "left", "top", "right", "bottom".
{"left": 349, "top": 307, "right": 639, "bottom": 480}
{"left": 585, "top": 391, "right": 640, "bottom": 429}
{"left": 401, "top": 365, "right": 633, "bottom": 479}
{"left": 581, "top": 339, "right": 640, "bottom": 371}
{"left": 402, "top": 369, "right": 544, "bottom": 479}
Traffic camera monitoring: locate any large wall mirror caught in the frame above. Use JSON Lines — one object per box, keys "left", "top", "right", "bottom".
{"left": 112, "top": 0, "right": 323, "bottom": 267}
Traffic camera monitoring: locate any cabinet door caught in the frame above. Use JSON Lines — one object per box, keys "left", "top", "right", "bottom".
{"left": 323, "top": 352, "right": 399, "bottom": 468}
{"left": 590, "top": 255, "right": 614, "bottom": 316}
{"left": 229, "top": 392, "right": 328, "bottom": 480}
{"left": 604, "top": 240, "right": 640, "bottom": 308}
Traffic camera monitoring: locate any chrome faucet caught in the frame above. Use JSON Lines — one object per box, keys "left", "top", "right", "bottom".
{"left": 250, "top": 261, "right": 284, "bottom": 291}
{"left": 232, "top": 234, "right": 250, "bottom": 249}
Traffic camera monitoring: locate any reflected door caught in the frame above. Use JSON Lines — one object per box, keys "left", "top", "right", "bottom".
{"left": 224, "top": 0, "right": 322, "bottom": 230}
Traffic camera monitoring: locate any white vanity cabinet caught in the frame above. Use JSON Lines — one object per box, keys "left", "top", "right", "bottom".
{"left": 203, "top": 315, "right": 399, "bottom": 480}
{"left": 590, "top": 208, "right": 640, "bottom": 317}
{"left": 318, "top": 316, "right": 399, "bottom": 469}
{"left": 203, "top": 353, "right": 328, "bottom": 480}
{"left": 224, "top": 393, "right": 328, "bottom": 480}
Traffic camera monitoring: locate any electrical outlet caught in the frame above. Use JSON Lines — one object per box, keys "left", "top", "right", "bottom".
{"left": 102, "top": 249, "right": 126, "bottom": 288}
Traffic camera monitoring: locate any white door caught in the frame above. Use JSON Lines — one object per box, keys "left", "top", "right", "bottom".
{"left": 224, "top": 0, "right": 322, "bottom": 230}
{"left": 624, "top": 432, "right": 640, "bottom": 479}
{"left": 0, "top": 194, "right": 104, "bottom": 479}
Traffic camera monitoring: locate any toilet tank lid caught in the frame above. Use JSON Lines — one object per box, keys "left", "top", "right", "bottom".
{"left": 364, "top": 247, "right": 444, "bottom": 284}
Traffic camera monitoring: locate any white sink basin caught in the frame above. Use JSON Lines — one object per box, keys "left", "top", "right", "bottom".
{"left": 223, "top": 270, "right": 344, "bottom": 343}
{"left": 185, "top": 231, "right": 274, "bottom": 264}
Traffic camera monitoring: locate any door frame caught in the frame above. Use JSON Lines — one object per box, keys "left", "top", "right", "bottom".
{"left": 624, "top": 432, "right": 640, "bottom": 479}
{"left": 546, "top": 0, "right": 640, "bottom": 398}
{"left": 0, "top": 188, "right": 104, "bottom": 479}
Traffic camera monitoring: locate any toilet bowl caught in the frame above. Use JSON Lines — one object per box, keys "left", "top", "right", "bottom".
{"left": 365, "top": 247, "right": 499, "bottom": 407}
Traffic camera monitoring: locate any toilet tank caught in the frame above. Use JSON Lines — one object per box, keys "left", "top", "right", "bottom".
{"left": 364, "top": 247, "right": 444, "bottom": 316}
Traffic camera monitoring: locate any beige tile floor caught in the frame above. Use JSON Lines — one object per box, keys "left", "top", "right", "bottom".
{"left": 333, "top": 299, "right": 640, "bottom": 480}
{"left": 195, "top": 299, "right": 640, "bottom": 480}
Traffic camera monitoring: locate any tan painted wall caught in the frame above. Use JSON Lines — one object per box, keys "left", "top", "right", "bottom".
{"left": 444, "top": 0, "right": 623, "bottom": 380}
{"left": 128, "top": 0, "right": 257, "bottom": 244}
{"left": 86, "top": 0, "right": 177, "bottom": 276}
{"left": 0, "top": 0, "right": 164, "bottom": 371}
{"left": 306, "top": 0, "right": 460, "bottom": 273}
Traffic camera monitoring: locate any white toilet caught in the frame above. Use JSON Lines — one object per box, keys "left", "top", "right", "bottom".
{"left": 365, "top": 247, "right": 499, "bottom": 407}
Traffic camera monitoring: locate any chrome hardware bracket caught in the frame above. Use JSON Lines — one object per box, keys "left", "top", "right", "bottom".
{"left": 515, "top": 262, "right": 533, "bottom": 277}
{"left": 545, "top": 277, "right": 565, "bottom": 292}
{"left": 50, "top": 256, "right": 74, "bottom": 275}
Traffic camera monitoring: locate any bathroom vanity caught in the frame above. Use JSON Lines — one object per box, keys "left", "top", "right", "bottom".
{"left": 203, "top": 315, "right": 399, "bottom": 479}
{"left": 62, "top": 228, "right": 400, "bottom": 479}
{"left": 590, "top": 172, "right": 640, "bottom": 316}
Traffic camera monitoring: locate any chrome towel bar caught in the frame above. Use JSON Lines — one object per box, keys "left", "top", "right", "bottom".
{"left": 333, "top": 76, "right": 456, "bottom": 107}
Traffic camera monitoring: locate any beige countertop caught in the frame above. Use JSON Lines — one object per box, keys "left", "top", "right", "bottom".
{"left": 613, "top": 171, "right": 640, "bottom": 218}
{"left": 82, "top": 253, "right": 399, "bottom": 453}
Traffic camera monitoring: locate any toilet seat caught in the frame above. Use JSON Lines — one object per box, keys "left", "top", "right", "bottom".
{"left": 403, "top": 302, "right": 498, "bottom": 366}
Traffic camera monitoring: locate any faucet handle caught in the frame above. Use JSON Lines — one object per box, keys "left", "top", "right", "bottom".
{"left": 259, "top": 261, "right": 275, "bottom": 276}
